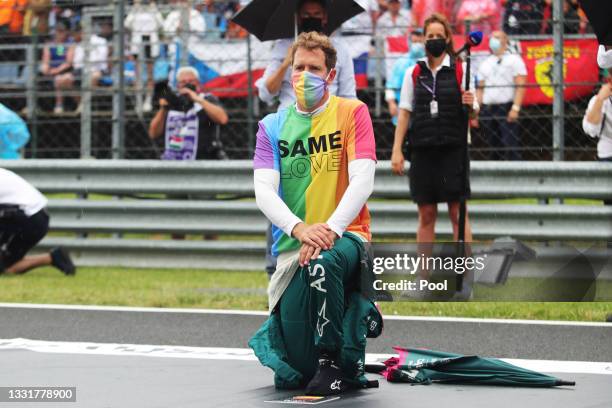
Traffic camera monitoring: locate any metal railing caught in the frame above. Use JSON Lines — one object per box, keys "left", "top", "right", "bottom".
{"left": 3, "top": 159, "right": 611, "bottom": 199}
{"left": 42, "top": 199, "right": 611, "bottom": 241}
{"left": 2, "top": 159, "right": 610, "bottom": 270}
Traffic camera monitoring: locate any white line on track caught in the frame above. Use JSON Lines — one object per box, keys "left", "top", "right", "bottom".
{"left": 0, "top": 302, "right": 269, "bottom": 316}
{"left": 1, "top": 338, "right": 611, "bottom": 375}
{"left": 1, "top": 303, "right": 611, "bottom": 327}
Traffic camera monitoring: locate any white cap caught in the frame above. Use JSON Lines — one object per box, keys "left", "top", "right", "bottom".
{"left": 597, "top": 45, "right": 612, "bottom": 69}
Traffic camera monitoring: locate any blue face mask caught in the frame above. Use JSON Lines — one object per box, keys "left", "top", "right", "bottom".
{"left": 409, "top": 42, "right": 425, "bottom": 59}
{"left": 489, "top": 37, "right": 502, "bottom": 54}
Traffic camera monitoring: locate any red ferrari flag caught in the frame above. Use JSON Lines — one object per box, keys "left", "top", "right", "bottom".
{"left": 520, "top": 38, "right": 599, "bottom": 105}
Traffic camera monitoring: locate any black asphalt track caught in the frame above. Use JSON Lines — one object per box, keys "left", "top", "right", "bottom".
{"left": 0, "top": 305, "right": 610, "bottom": 408}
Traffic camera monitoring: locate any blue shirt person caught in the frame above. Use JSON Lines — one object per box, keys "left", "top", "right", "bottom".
{"left": 385, "top": 29, "right": 425, "bottom": 125}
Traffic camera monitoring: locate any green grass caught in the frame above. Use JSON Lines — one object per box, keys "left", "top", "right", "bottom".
{"left": 377, "top": 302, "right": 611, "bottom": 321}
{"left": 1, "top": 266, "right": 610, "bottom": 322}
{"left": 0, "top": 267, "right": 269, "bottom": 310}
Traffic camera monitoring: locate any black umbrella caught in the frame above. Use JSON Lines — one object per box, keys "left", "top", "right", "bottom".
{"left": 579, "top": 0, "right": 612, "bottom": 45}
{"left": 231, "top": 0, "right": 365, "bottom": 41}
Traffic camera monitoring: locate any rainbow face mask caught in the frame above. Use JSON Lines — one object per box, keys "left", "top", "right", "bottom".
{"left": 291, "top": 70, "right": 332, "bottom": 110}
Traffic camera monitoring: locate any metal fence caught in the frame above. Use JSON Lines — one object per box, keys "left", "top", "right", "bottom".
{"left": 0, "top": 0, "right": 605, "bottom": 161}
{"left": 2, "top": 159, "right": 610, "bottom": 270}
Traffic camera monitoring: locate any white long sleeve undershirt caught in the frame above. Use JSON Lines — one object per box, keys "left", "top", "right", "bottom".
{"left": 254, "top": 168, "right": 303, "bottom": 238}
{"left": 326, "top": 159, "right": 375, "bottom": 237}
{"left": 254, "top": 158, "right": 376, "bottom": 239}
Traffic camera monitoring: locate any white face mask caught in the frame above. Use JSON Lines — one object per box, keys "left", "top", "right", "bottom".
{"left": 597, "top": 45, "right": 612, "bottom": 69}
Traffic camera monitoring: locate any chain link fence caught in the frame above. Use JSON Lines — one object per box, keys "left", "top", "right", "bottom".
{"left": 0, "top": 0, "right": 605, "bottom": 161}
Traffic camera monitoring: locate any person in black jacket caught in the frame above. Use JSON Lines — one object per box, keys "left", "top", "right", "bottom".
{"left": 391, "top": 13, "right": 477, "bottom": 247}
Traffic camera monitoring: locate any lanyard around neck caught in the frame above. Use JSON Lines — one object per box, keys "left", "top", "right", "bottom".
{"left": 420, "top": 73, "right": 437, "bottom": 100}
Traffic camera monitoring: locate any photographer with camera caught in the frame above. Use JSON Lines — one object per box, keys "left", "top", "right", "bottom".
{"left": 148, "top": 66, "right": 229, "bottom": 161}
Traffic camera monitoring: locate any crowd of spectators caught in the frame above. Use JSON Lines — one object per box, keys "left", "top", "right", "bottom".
{"left": 348, "top": 0, "right": 590, "bottom": 36}
{"left": 0, "top": 0, "right": 250, "bottom": 114}
{"left": 0, "top": 0, "right": 600, "bottom": 170}
{"left": 0, "top": 0, "right": 598, "bottom": 119}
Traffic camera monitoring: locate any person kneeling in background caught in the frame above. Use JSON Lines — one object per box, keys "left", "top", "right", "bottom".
{"left": 0, "top": 168, "right": 75, "bottom": 276}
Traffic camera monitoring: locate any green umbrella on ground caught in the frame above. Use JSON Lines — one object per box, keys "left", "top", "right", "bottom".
{"left": 366, "top": 347, "right": 575, "bottom": 387}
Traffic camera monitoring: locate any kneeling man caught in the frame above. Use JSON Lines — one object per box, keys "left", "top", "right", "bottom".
{"left": 249, "top": 31, "right": 382, "bottom": 396}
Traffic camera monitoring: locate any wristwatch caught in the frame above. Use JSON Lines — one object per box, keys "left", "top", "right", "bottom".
{"left": 511, "top": 104, "right": 521, "bottom": 112}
